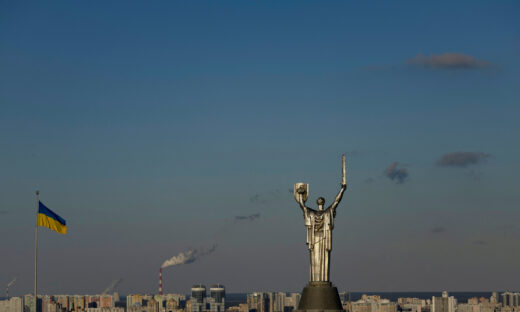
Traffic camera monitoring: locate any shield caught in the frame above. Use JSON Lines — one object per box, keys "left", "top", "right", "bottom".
{"left": 294, "top": 182, "right": 309, "bottom": 203}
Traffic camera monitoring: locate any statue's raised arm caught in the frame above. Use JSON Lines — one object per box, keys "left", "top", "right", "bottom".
{"left": 328, "top": 154, "right": 347, "bottom": 213}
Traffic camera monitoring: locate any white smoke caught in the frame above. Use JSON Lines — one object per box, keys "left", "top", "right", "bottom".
{"left": 161, "top": 245, "right": 217, "bottom": 269}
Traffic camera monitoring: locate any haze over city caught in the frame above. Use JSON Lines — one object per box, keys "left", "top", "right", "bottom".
{"left": 1, "top": 0, "right": 519, "bottom": 297}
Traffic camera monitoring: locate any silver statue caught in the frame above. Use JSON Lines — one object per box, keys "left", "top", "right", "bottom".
{"left": 294, "top": 155, "right": 347, "bottom": 282}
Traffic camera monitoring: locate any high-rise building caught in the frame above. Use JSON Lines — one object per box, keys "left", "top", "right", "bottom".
{"left": 398, "top": 298, "right": 425, "bottom": 306}
{"left": 85, "top": 295, "right": 101, "bottom": 308}
{"left": 186, "top": 299, "right": 192, "bottom": 312}
{"left": 73, "top": 295, "right": 85, "bottom": 311}
{"left": 0, "top": 297, "right": 24, "bottom": 312}
{"left": 127, "top": 294, "right": 144, "bottom": 308}
{"left": 189, "top": 284, "right": 225, "bottom": 312}
{"left": 24, "top": 294, "right": 41, "bottom": 312}
{"left": 166, "top": 298, "right": 179, "bottom": 312}
{"left": 164, "top": 293, "right": 186, "bottom": 310}
{"left": 152, "top": 295, "right": 165, "bottom": 310}
{"left": 247, "top": 293, "right": 269, "bottom": 312}
{"left": 40, "top": 296, "right": 57, "bottom": 312}
{"left": 191, "top": 284, "right": 207, "bottom": 312}
{"left": 504, "top": 292, "right": 520, "bottom": 307}
{"left": 505, "top": 293, "right": 520, "bottom": 307}
{"left": 147, "top": 298, "right": 160, "bottom": 312}
{"left": 287, "top": 293, "right": 301, "bottom": 311}
{"left": 54, "top": 295, "right": 74, "bottom": 311}
{"left": 351, "top": 296, "right": 396, "bottom": 312}
{"left": 270, "top": 292, "right": 285, "bottom": 312}
{"left": 209, "top": 284, "right": 225, "bottom": 312}
{"left": 99, "top": 295, "right": 114, "bottom": 308}
{"left": 432, "top": 292, "right": 456, "bottom": 312}
{"left": 456, "top": 303, "right": 478, "bottom": 312}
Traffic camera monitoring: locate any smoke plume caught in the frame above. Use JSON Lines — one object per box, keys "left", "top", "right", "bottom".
{"left": 161, "top": 245, "right": 217, "bottom": 269}
{"left": 406, "top": 53, "right": 489, "bottom": 70}
{"left": 436, "top": 152, "right": 490, "bottom": 167}
{"left": 384, "top": 162, "right": 409, "bottom": 184}
{"left": 235, "top": 213, "right": 260, "bottom": 221}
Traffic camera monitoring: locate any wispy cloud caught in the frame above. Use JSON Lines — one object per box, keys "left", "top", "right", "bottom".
{"left": 406, "top": 53, "right": 490, "bottom": 70}
{"left": 436, "top": 152, "right": 490, "bottom": 167}
{"left": 384, "top": 162, "right": 409, "bottom": 184}
{"left": 235, "top": 213, "right": 260, "bottom": 221}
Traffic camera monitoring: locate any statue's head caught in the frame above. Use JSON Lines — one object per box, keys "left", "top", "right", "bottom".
{"left": 317, "top": 197, "right": 325, "bottom": 210}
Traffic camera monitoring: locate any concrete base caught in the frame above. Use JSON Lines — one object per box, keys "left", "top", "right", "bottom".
{"left": 294, "top": 281, "right": 344, "bottom": 312}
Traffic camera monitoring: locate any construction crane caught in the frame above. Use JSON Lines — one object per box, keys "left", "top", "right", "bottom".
{"left": 101, "top": 278, "right": 122, "bottom": 295}
{"left": 6, "top": 277, "right": 17, "bottom": 299}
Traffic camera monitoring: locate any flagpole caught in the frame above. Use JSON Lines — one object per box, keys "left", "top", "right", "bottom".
{"left": 34, "top": 190, "right": 39, "bottom": 312}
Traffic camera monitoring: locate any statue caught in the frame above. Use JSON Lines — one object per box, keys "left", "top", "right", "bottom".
{"left": 294, "top": 154, "right": 347, "bottom": 283}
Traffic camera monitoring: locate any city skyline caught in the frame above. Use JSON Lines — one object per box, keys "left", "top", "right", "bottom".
{"left": 1, "top": 1, "right": 519, "bottom": 295}
{"left": 2, "top": 289, "right": 520, "bottom": 312}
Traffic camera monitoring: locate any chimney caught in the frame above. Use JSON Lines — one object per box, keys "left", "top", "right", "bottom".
{"left": 159, "top": 268, "right": 163, "bottom": 295}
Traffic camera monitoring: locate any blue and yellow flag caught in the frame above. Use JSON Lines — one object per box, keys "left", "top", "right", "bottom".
{"left": 37, "top": 201, "right": 67, "bottom": 234}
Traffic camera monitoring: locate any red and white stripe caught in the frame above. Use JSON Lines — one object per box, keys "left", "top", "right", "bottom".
{"left": 159, "top": 268, "right": 163, "bottom": 295}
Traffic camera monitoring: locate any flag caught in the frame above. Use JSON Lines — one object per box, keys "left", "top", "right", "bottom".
{"left": 37, "top": 201, "right": 67, "bottom": 234}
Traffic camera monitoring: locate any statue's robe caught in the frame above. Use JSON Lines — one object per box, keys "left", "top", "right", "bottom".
{"left": 303, "top": 207, "right": 335, "bottom": 282}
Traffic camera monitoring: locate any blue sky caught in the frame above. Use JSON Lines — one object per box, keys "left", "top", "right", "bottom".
{"left": 1, "top": 1, "right": 519, "bottom": 295}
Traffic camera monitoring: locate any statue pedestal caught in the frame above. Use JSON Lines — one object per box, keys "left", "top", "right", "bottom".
{"left": 295, "top": 282, "right": 344, "bottom": 312}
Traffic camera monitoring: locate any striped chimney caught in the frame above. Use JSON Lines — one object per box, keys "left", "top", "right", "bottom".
{"left": 159, "top": 268, "right": 163, "bottom": 295}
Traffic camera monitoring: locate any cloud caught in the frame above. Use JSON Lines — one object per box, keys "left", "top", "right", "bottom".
{"left": 473, "top": 240, "right": 487, "bottom": 245}
{"left": 436, "top": 152, "right": 490, "bottom": 167}
{"left": 235, "top": 213, "right": 260, "bottom": 221}
{"left": 384, "top": 162, "right": 409, "bottom": 184}
{"left": 406, "top": 53, "right": 490, "bottom": 70}
{"left": 431, "top": 226, "right": 446, "bottom": 234}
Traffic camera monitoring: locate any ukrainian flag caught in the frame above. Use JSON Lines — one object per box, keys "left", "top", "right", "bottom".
{"left": 37, "top": 201, "right": 67, "bottom": 234}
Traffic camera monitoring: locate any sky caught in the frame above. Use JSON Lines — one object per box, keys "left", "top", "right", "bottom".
{"left": 0, "top": 0, "right": 519, "bottom": 295}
